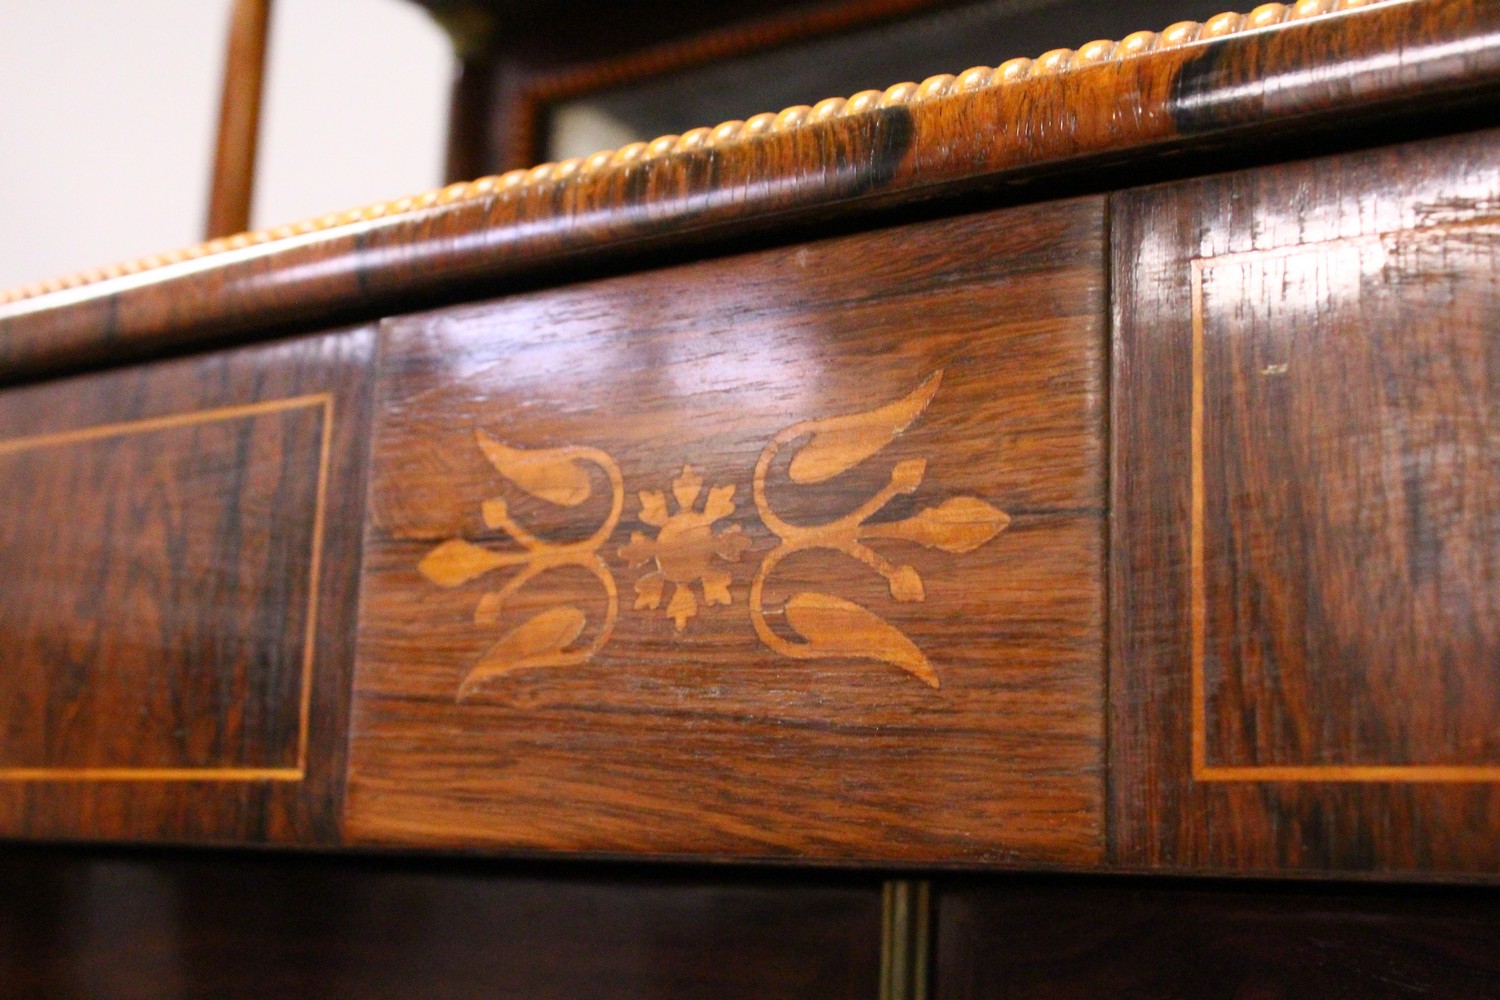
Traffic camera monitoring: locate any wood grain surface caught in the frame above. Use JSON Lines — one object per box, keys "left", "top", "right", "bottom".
{"left": 5, "top": 0, "right": 1498, "bottom": 381}
{"left": 348, "top": 199, "right": 1106, "bottom": 862}
{"left": 1111, "top": 126, "right": 1500, "bottom": 875}
{"left": 933, "top": 874, "right": 1500, "bottom": 998}
{"left": 0, "top": 329, "right": 374, "bottom": 844}
{"left": 0, "top": 847, "right": 882, "bottom": 1000}
{"left": 0, "top": 396, "right": 327, "bottom": 782}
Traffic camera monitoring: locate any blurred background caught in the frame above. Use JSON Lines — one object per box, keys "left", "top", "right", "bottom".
{"left": 0, "top": 0, "right": 451, "bottom": 290}
{"left": 0, "top": 0, "right": 1215, "bottom": 291}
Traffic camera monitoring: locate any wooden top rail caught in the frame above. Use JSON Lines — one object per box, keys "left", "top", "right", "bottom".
{"left": 1, "top": 0, "right": 1496, "bottom": 380}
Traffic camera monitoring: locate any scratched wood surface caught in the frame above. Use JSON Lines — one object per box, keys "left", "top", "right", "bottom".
{"left": 5, "top": 0, "right": 1499, "bottom": 382}
{"left": 0, "top": 329, "right": 374, "bottom": 844}
{"left": 348, "top": 198, "right": 1106, "bottom": 862}
{"left": 1111, "top": 126, "right": 1500, "bottom": 876}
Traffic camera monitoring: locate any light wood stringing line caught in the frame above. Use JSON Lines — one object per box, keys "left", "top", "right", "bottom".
{"left": 0, "top": 393, "right": 334, "bottom": 782}
{"left": 1189, "top": 223, "right": 1500, "bottom": 782}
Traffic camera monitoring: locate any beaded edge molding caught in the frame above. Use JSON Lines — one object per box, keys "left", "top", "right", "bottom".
{"left": 0, "top": 0, "right": 1388, "bottom": 307}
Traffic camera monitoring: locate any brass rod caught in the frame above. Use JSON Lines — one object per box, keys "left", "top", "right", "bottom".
{"left": 879, "top": 879, "right": 931, "bottom": 1000}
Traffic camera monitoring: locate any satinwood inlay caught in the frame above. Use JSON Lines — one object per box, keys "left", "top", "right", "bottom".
{"left": 418, "top": 431, "right": 624, "bottom": 699}
{"left": 618, "top": 466, "right": 751, "bottom": 632}
{"left": 351, "top": 198, "right": 1106, "bottom": 860}
{"left": 749, "top": 371, "right": 1010, "bottom": 688}
{"left": 422, "top": 371, "right": 1009, "bottom": 693}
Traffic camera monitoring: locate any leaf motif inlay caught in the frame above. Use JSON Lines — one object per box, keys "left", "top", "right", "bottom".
{"left": 477, "top": 430, "right": 593, "bottom": 507}
{"left": 461, "top": 606, "right": 587, "bottom": 699}
{"left": 420, "top": 437, "right": 624, "bottom": 698}
{"left": 785, "top": 372, "right": 942, "bottom": 485}
{"left": 749, "top": 369, "right": 1009, "bottom": 687}
{"left": 422, "top": 370, "right": 1009, "bottom": 694}
{"left": 784, "top": 592, "right": 937, "bottom": 688}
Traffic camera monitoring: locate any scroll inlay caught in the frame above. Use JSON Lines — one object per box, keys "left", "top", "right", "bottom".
{"left": 418, "top": 431, "right": 623, "bottom": 699}
{"left": 419, "top": 371, "right": 1010, "bottom": 694}
{"left": 749, "top": 370, "right": 1010, "bottom": 688}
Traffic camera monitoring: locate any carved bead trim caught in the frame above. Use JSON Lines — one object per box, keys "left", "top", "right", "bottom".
{"left": 0, "top": 0, "right": 1383, "bottom": 307}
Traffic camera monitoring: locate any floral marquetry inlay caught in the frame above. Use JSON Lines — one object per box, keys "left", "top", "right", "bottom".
{"left": 420, "top": 371, "right": 1010, "bottom": 696}
{"left": 619, "top": 466, "right": 751, "bottom": 631}
{"left": 750, "top": 371, "right": 1010, "bottom": 688}
{"left": 418, "top": 431, "right": 623, "bottom": 699}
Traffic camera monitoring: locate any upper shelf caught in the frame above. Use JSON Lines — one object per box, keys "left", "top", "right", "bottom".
{"left": 1, "top": 0, "right": 1497, "bottom": 381}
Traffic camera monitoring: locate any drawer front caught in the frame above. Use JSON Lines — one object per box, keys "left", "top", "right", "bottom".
{"left": 349, "top": 198, "right": 1108, "bottom": 861}
{"left": 1112, "top": 127, "right": 1500, "bottom": 875}
{"left": 0, "top": 330, "right": 374, "bottom": 843}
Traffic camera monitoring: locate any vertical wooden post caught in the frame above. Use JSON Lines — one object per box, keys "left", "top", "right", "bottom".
{"left": 444, "top": 54, "right": 492, "bottom": 184}
{"left": 206, "top": 0, "right": 273, "bottom": 239}
{"left": 430, "top": 7, "right": 500, "bottom": 184}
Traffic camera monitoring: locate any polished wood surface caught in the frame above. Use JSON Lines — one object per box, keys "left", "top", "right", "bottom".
{"left": 206, "top": 0, "right": 273, "bottom": 239}
{"left": 1111, "top": 125, "right": 1500, "bottom": 876}
{"left": 6, "top": 0, "right": 1498, "bottom": 382}
{"left": 934, "top": 875, "right": 1500, "bottom": 998}
{"left": 2, "top": 18, "right": 1500, "bottom": 999}
{"left": 0, "top": 396, "right": 328, "bottom": 782}
{"left": 0, "top": 330, "right": 374, "bottom": 843}
{"left": 0, "top": 847, "right": 883, "bottom": 999}
{"left": 348, "top": 199, "right": 1106, "bottom": 861}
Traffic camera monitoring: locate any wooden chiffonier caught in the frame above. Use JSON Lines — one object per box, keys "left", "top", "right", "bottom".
{"left": 3, "top": 1, "right": 1500, "bottom": 996}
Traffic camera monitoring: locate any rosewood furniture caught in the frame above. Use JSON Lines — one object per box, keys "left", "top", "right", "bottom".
{"left": 3, "top": 1, "right": 1500, "bottom": 996}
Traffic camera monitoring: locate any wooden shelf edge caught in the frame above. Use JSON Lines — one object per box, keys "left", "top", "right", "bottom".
{"left": 1, "top": 0, "right": 1495, "bottom": 379}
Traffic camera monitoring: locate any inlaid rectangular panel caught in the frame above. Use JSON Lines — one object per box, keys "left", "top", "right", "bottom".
{"left": 0, "top": 398, "right": 327, "bottom": 781}
{"left": 1112, "top": 127, "right": 1500, "bottom": 876}
{"left": 349, "top": 199, "right": 1107, "bottom": 862}
{"left": 0, "top": 329, "right": 375, "bottom": 843}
